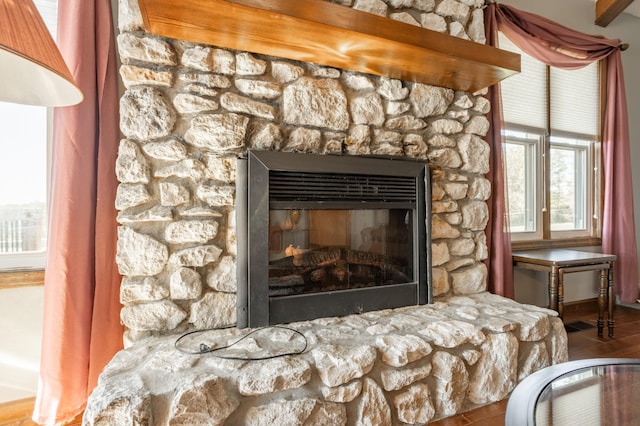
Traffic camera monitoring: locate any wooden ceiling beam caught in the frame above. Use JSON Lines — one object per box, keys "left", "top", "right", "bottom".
{"left": 595, "top": 0, "right": 634, "bottom": 27}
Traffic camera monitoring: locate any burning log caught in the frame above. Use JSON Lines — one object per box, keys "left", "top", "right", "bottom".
{"left": 269, "top": 248, "right": 343, "bottom": 276}
{"left": 268, "top": 274, "right": 305, "bottom": 296}
{"left": 345, "top": 249, "right": 402, "bottom": 271}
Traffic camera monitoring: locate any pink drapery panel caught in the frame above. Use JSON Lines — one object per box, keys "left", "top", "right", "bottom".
{"left": 486, "top": 3, "right": 639, "bottom": 302}
{"left": 483, "top": 9, "right": 514, "bottom": 298}
{"left": 32, "top": 0, "right": 122, "bottom": 424}
{"left": 602, "top": 51, "right": 639, "bottom": 302}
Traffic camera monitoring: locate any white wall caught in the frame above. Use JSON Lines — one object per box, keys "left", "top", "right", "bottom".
{"left": 0, "top": 286, "right": 43, "bottom": 403}
{"left": 500, "top": 0, "right": 640, "bottom": 306}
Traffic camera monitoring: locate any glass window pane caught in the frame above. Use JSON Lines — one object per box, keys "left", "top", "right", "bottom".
{"left": 0, "top": 102, "right": 48, "bottom": 255}
{"left": 550, "top": 146, "right": 587, "bottom": 231}
{"left": 505, "top": 141, "right": 536, "bottom": 233}
{"left": 0, "top": 0, "right": 56, "bottom": 267}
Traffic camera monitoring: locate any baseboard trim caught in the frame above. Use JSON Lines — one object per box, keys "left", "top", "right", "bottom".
{"left": 0, "top": 270, "right": 44, "bottom": 290}
{"left": 0, "top": 397, "right": 36, "bottom": 426}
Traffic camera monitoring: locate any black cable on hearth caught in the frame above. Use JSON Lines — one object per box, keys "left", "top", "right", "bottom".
{"left": 174, "top": 324, "right": 308, "bottom": 361}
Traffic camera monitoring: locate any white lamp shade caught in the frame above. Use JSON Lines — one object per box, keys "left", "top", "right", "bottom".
{"left": 0, "top": 0, "right": 83, "bottom": 107}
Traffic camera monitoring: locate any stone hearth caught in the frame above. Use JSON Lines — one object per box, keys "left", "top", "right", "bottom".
{"left": 84, "top": 293, "right": 567, "bottom": 425}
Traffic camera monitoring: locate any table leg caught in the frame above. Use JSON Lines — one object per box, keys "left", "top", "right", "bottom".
{"left": 598, "top": 268, "right": 607, "bottom": 337}
{"left": 549, "top": 266, "right": 561, "bottom": 318}
{"left": 608, "top": 263, "right": 615, "bottom": 337}
{"left": 557, "top": 268, "right": 564, "bottom": 320}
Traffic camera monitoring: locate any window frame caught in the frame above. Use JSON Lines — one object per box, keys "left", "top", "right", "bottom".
{"left": 506, "top": 125, "right": 602, "bottom": 249}
{"left": 504, "top": 126, "right": 544, "bottom": 240}
{"left": 547, "top": 132, "right": 594, "bottom": 239}
{"left": 502, "top": 65, "right": 603, "bottom": 250}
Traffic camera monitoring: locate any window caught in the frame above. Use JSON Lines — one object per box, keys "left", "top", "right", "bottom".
{"left": 500, "top": 33, "right": 601, "bottom": 245}
{"left": 0, "top": 0, "right": 57, "bottom": 271}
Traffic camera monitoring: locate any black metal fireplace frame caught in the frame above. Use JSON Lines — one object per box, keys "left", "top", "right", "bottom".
{"left": 236, "top": 150, "right": 431, "bottom": 328}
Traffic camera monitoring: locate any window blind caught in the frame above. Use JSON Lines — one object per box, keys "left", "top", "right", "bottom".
{"left": 499, "top": 33, "right": 547, "bottom": 130}
{"left": 550, "top": 64, "right": 599, "bottom": 137}
{"left": 498, "top": 32, "right": 600, "bottom": 138}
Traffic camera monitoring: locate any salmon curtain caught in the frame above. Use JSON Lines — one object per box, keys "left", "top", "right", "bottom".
{"left": 32, "top": 0, "right": 122, "bottom": 424}
{"left": 485, "top": 3, "right": 639, "bottom": 302}
{"left": 484, "top": 8, "right": 514, "bottom": 299}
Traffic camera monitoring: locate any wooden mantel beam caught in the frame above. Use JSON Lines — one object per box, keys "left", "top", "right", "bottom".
{"left": 596, "top": 0, "right": 634, "bottom": 27}
{"left": 137, "top": 0, "right": 520, "bottom": 92}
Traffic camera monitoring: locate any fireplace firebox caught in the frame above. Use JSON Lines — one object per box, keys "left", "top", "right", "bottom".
{"left": 237, "top": 151, "right": 431, "bottom": 328}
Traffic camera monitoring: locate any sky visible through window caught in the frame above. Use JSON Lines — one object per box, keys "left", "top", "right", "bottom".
{"left": 0, "top": 102, "right": 47, "bottom": 205}
{"left": 0, "top": 0, "right": 53, "bottom": 207}
{"left": 0, "top": 1, "right": 57, "bottom": 260}
{"left": 0, "top": 102, "right": 48, "bottom": 257}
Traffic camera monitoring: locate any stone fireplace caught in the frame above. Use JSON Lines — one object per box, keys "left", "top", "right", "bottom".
{"left": 83, "top": 1, "right": 567, "bottom": 424}
{"left": 114, "top": 0, "right": 496, "bottom": 345}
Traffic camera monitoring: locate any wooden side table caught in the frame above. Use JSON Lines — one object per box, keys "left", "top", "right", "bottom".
{"left": 512, "top": 248, "right": 616, "bottom": 337}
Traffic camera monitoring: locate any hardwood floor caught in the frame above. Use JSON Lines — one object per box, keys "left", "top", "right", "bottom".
{"left": 429, "top": 300, "right": 640, "bottom": 426}
{"left": 0, "top": 398, "right": 81, "bottom": 426}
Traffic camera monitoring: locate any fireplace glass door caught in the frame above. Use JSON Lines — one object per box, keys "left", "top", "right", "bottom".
{"left": 268, "top": 208, "right": 414, "bottom": 297}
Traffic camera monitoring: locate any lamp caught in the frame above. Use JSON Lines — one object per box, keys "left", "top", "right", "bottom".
{"left": 0, "top": 0, "right": 83, "bottom": 106}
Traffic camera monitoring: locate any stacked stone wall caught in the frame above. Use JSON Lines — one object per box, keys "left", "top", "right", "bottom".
{"left": 117, "top": 0, "right": 493, "bottom": 345}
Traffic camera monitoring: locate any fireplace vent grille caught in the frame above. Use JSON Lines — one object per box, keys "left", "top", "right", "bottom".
{"left": 269, "top": 172, "right": 417, "bottom": 203}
